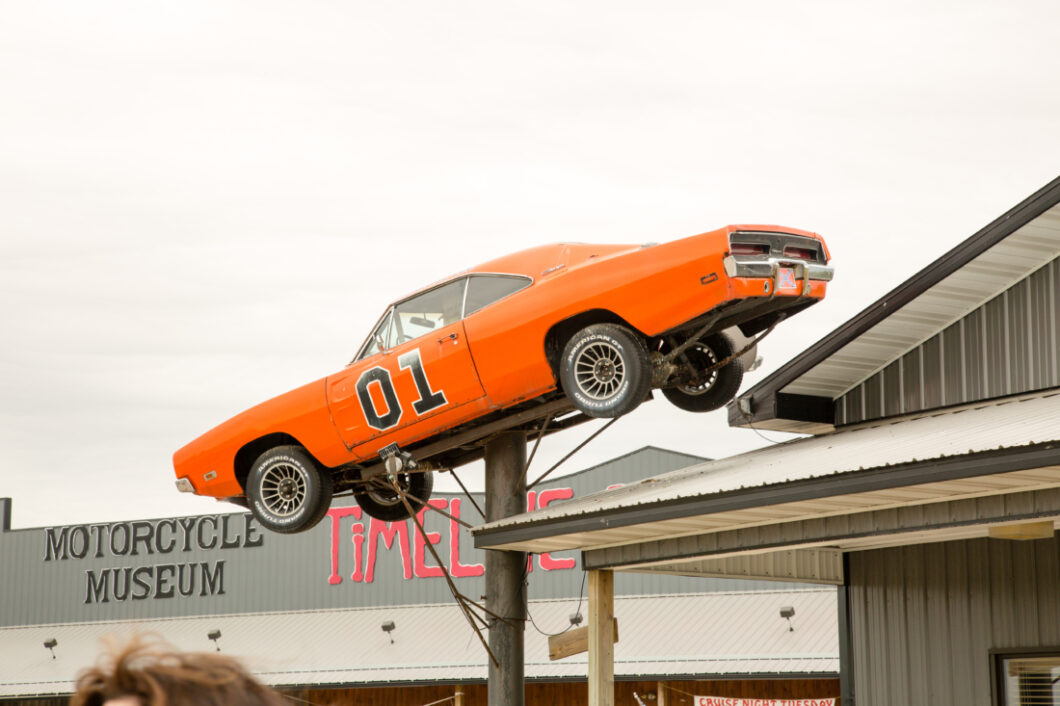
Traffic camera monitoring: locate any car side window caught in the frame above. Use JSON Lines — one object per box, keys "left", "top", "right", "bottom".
{"left": 356, "top": 310, "right": 394, "bottom": 360}
{"left": 389, "top": 278, "right": 468, "bottom": 345}
{"left": 464, "top": 274, "right": 531, "bottom": 316}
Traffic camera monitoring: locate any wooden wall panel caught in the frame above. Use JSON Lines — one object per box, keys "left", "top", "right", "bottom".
{"left": 0, "top": 679, "right": 839, "bottom": 706}
{"left": 291, "top": 678, "right": 840, "bottom": 706}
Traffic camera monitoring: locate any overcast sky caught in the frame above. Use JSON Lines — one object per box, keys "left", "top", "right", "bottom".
{"left": 2, "top": 1, "right": 1059, "bottom": 529}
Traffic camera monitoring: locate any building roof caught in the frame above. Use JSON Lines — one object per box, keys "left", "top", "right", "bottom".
{"left": 0, "top": 588, "right": 837, "bottom": 698}
{"left": 729, "top": 175, "right": 1060, "bottom": 432}
{"left": 474, "top": 390, "right": 1060, "bottom": 556}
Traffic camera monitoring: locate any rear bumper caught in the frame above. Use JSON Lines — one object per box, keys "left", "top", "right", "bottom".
{"left": 723, "top": 255, "right": 834, "bottom": 283}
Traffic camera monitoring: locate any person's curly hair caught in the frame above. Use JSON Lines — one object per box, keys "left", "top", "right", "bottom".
{"left": 70, "top": 636, "right": 289, "bottom": 706}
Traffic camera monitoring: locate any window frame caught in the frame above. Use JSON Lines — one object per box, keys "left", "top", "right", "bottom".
{"left": 353, "top": 308, "right": 394, "bottom": 362}
{"left": 991, "top": 646, "right": 1060, "bottom": 706}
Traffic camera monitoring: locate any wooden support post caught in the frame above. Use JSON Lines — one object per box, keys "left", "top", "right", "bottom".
{"left": 588, "top": 569, "right": 615, "bottom": 706}
{"left": 454, "top": 686, "right": 465, "bottom": 706}
{"left": 485, "top": 431, "right": 527, "bottom": 706}
{"left": 656, "top": 681, "right": 667, "bottom": 706}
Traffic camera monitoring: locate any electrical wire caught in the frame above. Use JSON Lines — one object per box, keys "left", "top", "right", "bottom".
{"left": 524, "top": 569, "right": 588, "bottom": 638}
{"left": 745, "top": 423, "right": 787, "bottom": 445}
{"left": 739, "top": 408, "right": 788, "bottom": 445}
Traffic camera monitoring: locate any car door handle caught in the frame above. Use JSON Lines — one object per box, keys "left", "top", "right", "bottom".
{"left": 438, "top": 333, "right": 459, "bottom": 344}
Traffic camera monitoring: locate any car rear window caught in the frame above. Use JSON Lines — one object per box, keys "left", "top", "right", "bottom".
{"left": 464, "top": 275, "right": 531, "bottom": 316}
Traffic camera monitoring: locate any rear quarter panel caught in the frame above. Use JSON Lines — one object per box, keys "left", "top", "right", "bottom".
{"left": 463, "top": 228, "right": 733, "bottom": 405}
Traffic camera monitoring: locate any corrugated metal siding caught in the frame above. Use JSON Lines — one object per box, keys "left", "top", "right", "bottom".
{"left": 882, "top": 360, "right": 901, "bottom": 418}
{"left": 838, "top": 256, "right": 1060, "bottom": 425}
{"left": 848, "top": 535, "right": 1060, "bottom": 706}
{"left": 922, "top": 336, "right": 942, "bottom": 410}
{"left": 941, "top": 323, "right": 963, "bottom": 406}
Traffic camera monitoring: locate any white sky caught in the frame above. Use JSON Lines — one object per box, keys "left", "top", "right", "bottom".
{"left": 2, "top": 1, "right": 1059, "bottom": 529}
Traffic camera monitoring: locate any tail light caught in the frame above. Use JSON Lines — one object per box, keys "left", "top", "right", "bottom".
{"left": 730, "top": 243, "right": 769, "bottom": 256}
{"left": 783, "top": 246, "right": 817, "bottom": 260}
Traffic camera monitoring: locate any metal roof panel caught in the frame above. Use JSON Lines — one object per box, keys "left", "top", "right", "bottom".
{"left": 0, "top": 589, "right": 837, "bottom": 697}
{"left": 475, "top": 392, "right": 1060, "bottom": 551}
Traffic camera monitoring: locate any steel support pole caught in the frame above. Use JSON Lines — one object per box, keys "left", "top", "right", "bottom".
{"left": 485, "top": 431, "right": 527, "bottom": 706}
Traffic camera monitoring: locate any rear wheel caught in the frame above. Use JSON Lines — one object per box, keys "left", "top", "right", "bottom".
{"left": 662, "top": 333, "right": 744, "bottom": 412}
{"left": 355, "top": 470, "right": 434, "bottom": 522}
{"left": 246, "top": 446, "right": 333, "bottom": 533}
{"left": 560, "top": 323, "right": 651, "bottom": 418}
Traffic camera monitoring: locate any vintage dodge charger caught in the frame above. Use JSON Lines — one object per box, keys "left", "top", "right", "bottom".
{"left": 174, "top": 225, "right": 833, "bottom": 533}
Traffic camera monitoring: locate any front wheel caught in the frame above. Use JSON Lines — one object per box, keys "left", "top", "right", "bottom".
{"left": 560, "top": 323, "right": 651, "bottom": 418}
{"left": 355, "top": 470, "right": 434, "bottom": 522}
{"left": 246, "top": 446, "right": 333, "bottom": 534}
{"left": 662, "top": 333, "right": 744, "bottom": 412}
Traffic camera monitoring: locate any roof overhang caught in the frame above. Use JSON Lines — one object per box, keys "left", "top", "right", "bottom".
{"left": 728, "top": 175, "right": 1060, "bottom": 432}
{"left": 474, "top": 392, "right": 1060, "bottom": 579}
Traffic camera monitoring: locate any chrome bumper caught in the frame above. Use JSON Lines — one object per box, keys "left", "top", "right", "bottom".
{"left": 723, "top": 256, "right": 834, "bottom": 282}
{"left": 722, "top": 255, "right": 834, "bottom": 297}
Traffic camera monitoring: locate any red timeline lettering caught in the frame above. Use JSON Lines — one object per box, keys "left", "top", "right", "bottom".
{"left": 448, "top": 498, "right": 483, "bottom": 577}
{"left": 414, "top": 499, "right": 448, "bottom": 578}
{"left": 536, "top": 488, "right": 576, "bottom": 570}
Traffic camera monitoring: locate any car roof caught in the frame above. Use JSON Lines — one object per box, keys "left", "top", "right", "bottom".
{"left": 469, "top": 241, "right": 638, "bottom": 277}
{"left": 393, "top": 225, "right": 825, "bottom": 306}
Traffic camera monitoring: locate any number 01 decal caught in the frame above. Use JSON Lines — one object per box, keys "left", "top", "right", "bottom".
{"left": 356, "top": 349, "right": 449, "bottom": 431}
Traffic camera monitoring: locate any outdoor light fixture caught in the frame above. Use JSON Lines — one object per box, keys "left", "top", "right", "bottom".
{"left": 569, "top": 612, "right": 583, "bottom": 626}
{"left": 43, "top": 638, "right": 58, "bottom": 659}
{"left": 381, "top": 620, "right": 396, "bottom": 643}
{"left": 780, "top": 606, "right": 795, "bottom": 631}
{"left": 207, "top": 630, "right": 222, "bottom": 651}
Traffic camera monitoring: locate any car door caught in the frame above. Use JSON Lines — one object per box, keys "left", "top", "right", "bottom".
{"left": 325, "top": 278, "right": 486, "bottom": 452}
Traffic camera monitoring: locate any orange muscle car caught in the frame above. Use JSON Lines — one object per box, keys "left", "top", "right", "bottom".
{"left": 173, "top": 225, "right": 833, "bottom": 532}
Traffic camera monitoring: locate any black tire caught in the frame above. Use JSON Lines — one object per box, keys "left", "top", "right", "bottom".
{"left": 560, "top": 323, "right": 651, "bottom": 418}
{"left": 246, "top": 445, "right": 333, "bottom": 534}
{"left": 355, "top": 470, "right": 434, "bottom": 522}
{"left": 662, "top": 333, "right": 744, "bottom": 412}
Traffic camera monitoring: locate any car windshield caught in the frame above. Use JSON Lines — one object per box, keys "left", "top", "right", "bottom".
{"left": 357, "top": 310, "right": 393, "bottom": 360}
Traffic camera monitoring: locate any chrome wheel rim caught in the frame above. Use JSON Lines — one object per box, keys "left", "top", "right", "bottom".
{"left": 679, "top": 344, "right": 719, "bottom": 395}
{"left": 366, "top": 474, "right": 412, "bottom": 507}
{"left": 259, "top": 462, "right": 307, "bottom": 517}
{"left": 574, "top": 341, "right": 626, "bottom": 400}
